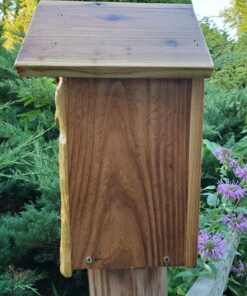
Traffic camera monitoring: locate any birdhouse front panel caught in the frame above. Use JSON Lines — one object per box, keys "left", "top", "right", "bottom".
{"left": 14, "top": 1, "right": 213, "bottom": 277}
{"left": 54, "top": 77, "right": 204, "bottom": 273}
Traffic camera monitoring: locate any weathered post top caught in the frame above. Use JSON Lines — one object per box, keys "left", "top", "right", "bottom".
{"left": 15, "top": 1, "right": 214, "bottom": 280}
{"left": 15, "top": 1, "right": 213, "bottom": 78}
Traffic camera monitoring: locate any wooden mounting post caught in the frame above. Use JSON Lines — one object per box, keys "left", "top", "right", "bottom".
{"left": 88, "top": 267, "right": 168, "bottom": 296}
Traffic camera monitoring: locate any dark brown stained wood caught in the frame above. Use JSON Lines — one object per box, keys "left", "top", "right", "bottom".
{"left": 15, "top": 1, "right": 213, "bottom": 78}
{"left": 88, "top": 267, "right": 167, "bottom": 296}
{"left": 65, "top": 78, "right": 193, "bottom": 270}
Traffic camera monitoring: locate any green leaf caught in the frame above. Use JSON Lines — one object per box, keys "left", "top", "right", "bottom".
{"left": 176, "top": 286, "right": 186, "bottom": 296}
{"left": 229, "top": 276, "right": 242, "bottom": 287}
{"left": 228, "top": 284, "right": 240, "bottom": 296}
{"left": 238, "top": 197, "right": 247, "bottom": 207}
{"left": 233, "top": 207, "right": 247, "bottom": 215}
{"left": 203, "top": 139, "right": 218, "bottom": 154}
{"left": 202, "top": 185, "right": 216, "bottom": 191}
{"left": 174, "top": 270, "right": 195, "bottom": 280}
{"left": 204, "top": 263, "right": 218, "bottom": 277}
{"left": 208, "top": 263, "right": 218, "bottom": 277}
{"left": 207, "top": 193, "right": 219, "bottom": 206}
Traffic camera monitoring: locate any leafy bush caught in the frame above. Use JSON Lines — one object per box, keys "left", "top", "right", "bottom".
{"left": 204, "top": 82, "right": 247, "bottom": 144}
{"left": 0, "top": 45, "right": 89, "bottom": 295}
{"left": 0, "top": 266, "right": 46, "bottom": 296}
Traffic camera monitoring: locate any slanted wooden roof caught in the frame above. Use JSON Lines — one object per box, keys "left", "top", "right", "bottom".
{"left": 15, "top": 1, "right": 214, "bottom": 78}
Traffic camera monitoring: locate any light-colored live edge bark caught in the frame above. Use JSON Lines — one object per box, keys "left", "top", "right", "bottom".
{"left": 185, "top": 78, "right": 204, "bottom": 267}
{"left": 55, "top": 78, "right": 72, "bottom": 277}
{"left": 88, "top": 267, "right": 168, "bottom": 296}
{"left": 186, "top": 233, "right": 240, "bottom": 296}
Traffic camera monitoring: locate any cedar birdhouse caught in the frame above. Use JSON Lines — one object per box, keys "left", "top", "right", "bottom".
{"left": 15, "top": 1, "right": 213, "bottom": 278}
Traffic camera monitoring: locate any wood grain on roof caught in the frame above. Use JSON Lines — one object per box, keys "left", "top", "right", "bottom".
{"left": 15, "top": 1, "right": 213, "bottom": 78}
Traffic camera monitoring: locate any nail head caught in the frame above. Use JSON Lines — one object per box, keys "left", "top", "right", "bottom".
{"left": 163, "top": 256, "right": 171, "bottom": 264}
{"left": 85, "top": 256, "right": 94, "bottom": 264}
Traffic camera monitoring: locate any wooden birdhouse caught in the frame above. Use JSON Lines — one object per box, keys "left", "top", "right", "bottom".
{"left": 15, "top": 0, "right": 213, "bottom": 279}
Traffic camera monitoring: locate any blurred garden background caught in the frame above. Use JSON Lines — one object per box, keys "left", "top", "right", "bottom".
{"left": 0, "top": 0, "right": 246, "bottom": 295}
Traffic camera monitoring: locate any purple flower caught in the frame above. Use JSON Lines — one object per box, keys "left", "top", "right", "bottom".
{"left": 235, "top": 165, "right": 247, "bottom": 181}
{"left": 198, "top": 232, "right": 226, "bottom": 260}
{"left": 222, "top": 213, "right": 247, "bottom": 232}
{"left": 217, "top": 181, "right": 246, "bottom": 201}
{"left": 214, "top": 147, "right": 232, "bottom": 164}
{"left": 214, "top": 147, "right": 239, "bottom": 169}
{"left": 231, "top": 260, "right": 246, "bottom": 278}
{"left": 229, "top": 160, "right": 239, "bottom": 169}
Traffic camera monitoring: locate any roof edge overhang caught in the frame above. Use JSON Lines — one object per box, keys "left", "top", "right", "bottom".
{"left": 15, "top": 63, "right": 214, "bottom": 79}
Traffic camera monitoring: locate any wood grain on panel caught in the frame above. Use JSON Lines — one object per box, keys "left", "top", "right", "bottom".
{"left": 88, "top": 267, "right": 167, "bottom": 296}
{"left": 55, "top": 78, "right": 72, "bottom": 277}
{"left": 15, "top": 1, "right": 213, "bottom": 78}
{"left": 185, "top": 78, "right": 204, "bottom": 267}
{"left": 64, "top": 78, "right": 192, "bottom": 270}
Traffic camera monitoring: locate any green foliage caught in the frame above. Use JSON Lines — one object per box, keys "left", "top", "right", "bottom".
{"left": 3, "top": 66, "right": 56, "bottom": 116}
{"left": 201, "top": 21, "right": 247, "bottom": 151}
{"left": 0, "top": 266, "right": 46, "bottom": 296}
{"left": 204, "top": 82, "right": 247, "bottom": 144}
{"left": 0, "top": 45, "right": 20, "bottom": 101}
{"left": 0, "top": 45, "right": 56, "bottom": 132}
{"left": 2, "top": 0, "right": 38, "bottom": 49}
{"left": 14, "top": 77, "right": 56, "bottom": 109}
{"left": 211, "top": 35, "right": 247, "bottom": 91}
{"left": 0, "top": 0, "right": 21, "bottom": 17}
{"left": 168, "top": 265, "right": 200, "bottom": 295}
{"left": 233, "top": 129, "right": 247, "bottom": 156}
{"left": 221, "top": 0, "right": 247, "bottom": 36}
{"left": 0, "top": 44, "right": 87, "bottom": 294}
{"left": 0, "top": 203, "right": 59, "bottom": 265}
{"left": 227, "top": 238, "right": 247, "bottom": 295}
{"left": 201, "top": 18, "right": 229, "bottom": 58}
{"left": 51, "top": 283, "right": 68, "bottom": 296}
{"left": 13, "top": 77, "right": 56, "bottom": 130}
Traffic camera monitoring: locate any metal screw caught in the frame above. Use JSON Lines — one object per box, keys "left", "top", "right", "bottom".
{"left": 163, "top": 256, "right": 171, "bottom": 264}
{"left": 85, "top": 256, "right": 94, "bottom": 264}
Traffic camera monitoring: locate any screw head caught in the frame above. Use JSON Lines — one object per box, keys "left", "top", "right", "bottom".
{"left": 85, "top": 256, "right": 94, "bottom": 264}
{"left": 163, "top": 256, "right": 171, "bottom": 264}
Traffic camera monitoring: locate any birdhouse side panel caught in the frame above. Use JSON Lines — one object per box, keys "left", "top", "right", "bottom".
{"left": 185, "top": 78, "right": 204, "bottom": 267}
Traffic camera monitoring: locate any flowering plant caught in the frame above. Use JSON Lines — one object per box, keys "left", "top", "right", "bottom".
{"left": 198, "top": 232, "right": 226, "bottom": 261}
{"left": 198, "top": 145, "right": 247, "bottom": 294}
{"left": 168, "top": 143, "right": 247, "bottom": 295}
{"left": 231, "top": 259, "right": 246, "bottom": 278}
